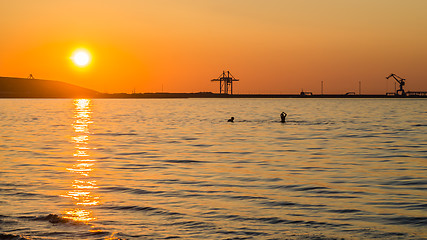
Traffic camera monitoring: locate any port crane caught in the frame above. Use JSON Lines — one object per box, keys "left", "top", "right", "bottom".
{"left": 386, "top": 73, "right": 406, "bottom": 96}
{"left": 211, "top": 71, "right": 239, "bottom": 95}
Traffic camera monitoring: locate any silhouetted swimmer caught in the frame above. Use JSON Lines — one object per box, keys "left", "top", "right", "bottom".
{"left": 280, "top": 112, "right": 287, "bottom": 123}
{"left": 227, "top": 117, "right": 234, "bottom": 122}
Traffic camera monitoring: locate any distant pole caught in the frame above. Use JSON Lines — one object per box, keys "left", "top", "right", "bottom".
{"left": 224, "top": 71, "right": 229, "bottom": 94}
{"left": 359, "top": 81, "right": 361, "bottom": 95}
{"left": 321, "top": 81, "right": 323, "bottom": 95}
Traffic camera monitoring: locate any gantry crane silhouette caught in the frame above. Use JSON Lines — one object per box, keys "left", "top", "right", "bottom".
{"left": 386, "top": 73, "right": 406, "bottom": 96}
{"left": 211, "top": 71, "right": 239, "bottom": 95}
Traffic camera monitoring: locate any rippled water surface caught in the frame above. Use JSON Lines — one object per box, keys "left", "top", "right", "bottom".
{"left": 1, "top": 98, "right": 426, "bottom": 239}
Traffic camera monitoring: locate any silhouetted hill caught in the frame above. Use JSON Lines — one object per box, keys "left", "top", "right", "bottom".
{"left": 0, "top": 77, "right": 100, "bottom": 98}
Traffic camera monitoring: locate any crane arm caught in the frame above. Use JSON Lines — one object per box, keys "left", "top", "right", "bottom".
{"left": 386, "top": 73, "right": 405, "bottom": 85}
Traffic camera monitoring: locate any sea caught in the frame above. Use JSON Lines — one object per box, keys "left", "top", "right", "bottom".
{"left": 0, "top": 98, "right": 426, "bottom": 240}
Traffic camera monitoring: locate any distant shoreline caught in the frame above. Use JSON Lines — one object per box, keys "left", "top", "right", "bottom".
{"left": 95, "top": 92, "right": 427, "bottom": 99}
{"left": 1, "top": 76, "right": 426, "bottom": 98}
{"left": 2, "top": 92, "right": 427, "bottom": 99}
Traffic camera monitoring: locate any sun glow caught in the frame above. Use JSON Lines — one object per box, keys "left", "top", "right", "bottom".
{"left": 71, "top": 49, "right": 91, "bottom": 67}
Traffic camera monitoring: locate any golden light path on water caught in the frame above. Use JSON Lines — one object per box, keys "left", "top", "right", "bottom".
{"left": 61, "top": 99, "right": 99, "bottom": 223}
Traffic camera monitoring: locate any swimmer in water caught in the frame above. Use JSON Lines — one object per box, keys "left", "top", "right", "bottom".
{"left": 228, "top": 117, "right": 234, "bottom": 122}
{"left": 280, "top": 112, "right": 287, "bottom": 123}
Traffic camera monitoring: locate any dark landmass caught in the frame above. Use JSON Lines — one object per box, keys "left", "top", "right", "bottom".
{"left": 1, "top": 76, "right": 426, "bottom": 98}
{"left": 0, "top": 77, "right": 100, "bottom": 98}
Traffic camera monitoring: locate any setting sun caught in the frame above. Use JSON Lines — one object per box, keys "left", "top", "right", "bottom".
{"left": 71, "top": 49, "right": 91, "bottom": 67}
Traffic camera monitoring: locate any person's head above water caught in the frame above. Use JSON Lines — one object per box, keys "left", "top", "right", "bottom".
{"left": 280, "top": 112, "right": 287, "bottom": 122}
{"left": 228, "top": 117, "right": 234, "bottom": 122}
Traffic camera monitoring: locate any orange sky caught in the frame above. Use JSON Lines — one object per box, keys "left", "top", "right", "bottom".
{"left": 1, "top": 0, "right": 426, "bottom": 94}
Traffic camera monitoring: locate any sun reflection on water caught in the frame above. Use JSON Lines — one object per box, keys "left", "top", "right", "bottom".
{"left": 61, "top": 99, "right": 99, "bottom": 223}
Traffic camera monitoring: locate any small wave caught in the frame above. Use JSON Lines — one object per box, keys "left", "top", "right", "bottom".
{"left": 116, "top": 163, "right": 151, "bottom": 170}
{"left": 387, "top": 216, "right": 427, "bottom": 226}
{"left": 0, "top": 182, "right": 33, "bottom": 188}
{"left": 5, "top": 191, "right": 49, "bottom": 199}
{"left": 181, "top": 137, "right": 198, "bottom": 141}
{"left": 92, "top": 133, "right": 138, "bottom": 136}
{"left": 228, "top": 194, "right": 267, "bottom": 201}
{"left": 216, "top": 214, "right": 348, "bottom": 227}
{"left": 231, "top": 119, "right": 268, "bottom": 123}
{"left": 156, "top": 179, "right": 208, "bottom": 186}
{"left": 0, "top": 233, "right": 30, "bottom": 240}
{"left": 214, "top": 228, "right": 268, "bottom": 237}
{"left": 165, "top": 220, "right": 215, "bottom": 230}
{"left": 212, "top": 151, "right": 233, "bottom": 154}
{"left": 287, "top": 120, "right": 335, "bottom": 125}
{"left": 310, "top": 195, "right": 358, "bottom": 199}
{"left": 327, "top": 209, "right": 362, "bottom": 213}
{"left": 33, "top": 214, "right": 72, "bottom": 224}
{"left": 116, "top": 151, "right": 149, "bottom": 155}
{"left": 191, "top": 144, "right": 213, "bottom": 147}
{"left": 101, "top": 204, "right": 182, "bottom": 217}
{"left": 101, "top": 205, "right": 156, "bottom": 212}
{"left": 262, "top": 200, "right": 326, "bottom": 208}
{"left": 342, "top": 227, "right": 412, "bottom": 239}
{"left": 407, "top": 203, "right": 427, "bottom": 210}
{"left": 0, "top": 217, "right": 18, "bottom": 226}
{"left": 366, "top": 201, "right": 427, "bottom": 212}
{"left": 382, "top": 179, "right": 427, "bottom": 186}
{"left": 102, "top": 186, "right": 164, "bottom": 195}
{"left": 270, "top": 184, "right": 301, "bottom": 190}
{"left": 277, "top": 233, "right": 347, "bottom": 240}
{"left": 163, "top": 159, "right": 204, "bottom": 164}
{"left": 294, "top": 186, "right": 329, "bottom": 191}
{"left": 412, "top": 124, "right": 427, "bottom": 127}
{"left": 270, "top": 184, "right": 366, "bottom": 198}
{"left": 51, "top": 124, "right": 66, "bottom": 127}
